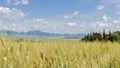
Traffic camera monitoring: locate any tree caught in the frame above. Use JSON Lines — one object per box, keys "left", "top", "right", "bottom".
{"left": 103, "top": 29, "right": 106, "bottom": 40}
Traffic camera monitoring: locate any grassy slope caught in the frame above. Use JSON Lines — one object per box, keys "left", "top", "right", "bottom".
{"left": 0, "top": 38, "right": 120, "bottom": 68}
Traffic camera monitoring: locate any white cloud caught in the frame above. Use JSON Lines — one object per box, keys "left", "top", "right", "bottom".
{"left": 101, "top": 0, "right": 120, "bottom": 5}
{"left": 12, "top": 24, "right": 16, "bottom": 27}
{"left": 3, "top": 26, "right": 9, "bottom": 30}
{"left": 13, "top": 1, "right": 21, "bottom": 5}
{"left": 32, "top": 18, "right": 44, "bottom": 22}
{"left": 64, "top": 10, "right": 80, "bottom": 19}
{"left": 97, "top": 5, "right": 105, "bottom": 10}
{"left": 102, "top": 15, "right": 111, "bottom": 21}
{"left": 92, "top": 21, "right": 109, "bottom": 29}
{"left": 22, "top": 0, "right": 29, "bottom": 4}
{"left": 72, "top": 11, "right": 80, "bottom": 16}
{"left": 99, "top": 23, "right": 109, "bottom": 27}
{"left": 32, "top": 18, "right": 49, "bottom": 24}
{"left": 32, "top": 25, "right": 38, "bottom": 30}
{"left": 67, "top": 22, "right": 76, "bottom": 26}
{"left": 14, "top": 0, "right": 29, "bottom": 5}
{"left": 113, "top": 20, "right": 120, "bottom": 24}
{"left": 91, "top": 22, "right": 97, "bottom": 27}
{"left": 6, "top": 0, "right": 11, "bottom": 4}
{"left": 63, "top": 16, "right": 71, "bottom": 19}
{"left": 92, "top": 21, "right": 106, "bottom": 27}
{"left": 6, "top": 0, "right": 29, "bottom": 5}
{"left": 0, "top": 7, "right": 25, "bottom": 19}
{"left": 116, "top": 12, "right": 120, "bottom": 15}
{"left": 79, "top": 24, "right": 84, "bottom": 28}
{"left": 117, "top": 5, "right": 120, "bottom": 8}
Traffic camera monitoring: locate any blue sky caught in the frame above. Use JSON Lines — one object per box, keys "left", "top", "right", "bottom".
{"left": 0, "top": 0, "right": 120, "bottom": 34}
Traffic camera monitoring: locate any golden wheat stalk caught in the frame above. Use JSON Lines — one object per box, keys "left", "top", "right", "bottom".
{"left": 1, "top": 38, "right": 6, "bottom": 48}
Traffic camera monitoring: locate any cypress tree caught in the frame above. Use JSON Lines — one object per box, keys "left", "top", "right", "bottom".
{"left": 103, "top": 29, "right": 106, "bottom": 40}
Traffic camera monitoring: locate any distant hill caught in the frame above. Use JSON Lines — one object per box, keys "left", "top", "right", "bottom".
{"left": 0, "top": 30, "right": 85, "bottom": 38}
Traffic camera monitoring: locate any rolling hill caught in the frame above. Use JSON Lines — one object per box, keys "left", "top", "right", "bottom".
{"left": 0, "top": 30, "right": 85, "bottom": 38}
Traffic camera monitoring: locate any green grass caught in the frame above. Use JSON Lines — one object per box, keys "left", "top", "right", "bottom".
{"left": 0, "top": 38, "right": 120, "bottom": 68}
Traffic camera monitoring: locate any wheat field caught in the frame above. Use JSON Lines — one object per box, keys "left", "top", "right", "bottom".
{"left": 0, "top": 38, "right": 120, "bottom": 68}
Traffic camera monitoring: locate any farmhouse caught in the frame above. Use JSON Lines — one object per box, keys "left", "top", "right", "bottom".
{"left": 93, "top": 30, "right": 111, "bottom": 39}
{"left": 93, "top": 32, "right": 103, "bottom": 38}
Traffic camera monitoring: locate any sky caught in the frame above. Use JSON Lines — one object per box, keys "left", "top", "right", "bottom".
{"left": 0, "top": 0, "right": 120, "bottom": 34}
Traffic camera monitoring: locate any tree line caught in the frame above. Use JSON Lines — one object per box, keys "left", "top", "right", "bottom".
{"left": 82, "top": 29, "right": 120, "bottom": 42}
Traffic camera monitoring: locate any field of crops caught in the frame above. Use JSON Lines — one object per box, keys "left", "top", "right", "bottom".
{"left": 0, "top": 37, "right": 120, "bottom": 68}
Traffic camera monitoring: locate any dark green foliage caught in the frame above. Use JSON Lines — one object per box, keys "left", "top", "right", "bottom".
{"left": 82, "top": 30, "right": 120, "bottom": 42}
{"left": 82, "top": 33, "right": 103, "bottom": 41}
{"left": 111, "top": 31, "right": 120, "bottom": 41}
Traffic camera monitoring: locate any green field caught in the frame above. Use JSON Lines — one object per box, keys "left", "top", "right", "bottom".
{"left": 0, "top": 38, "right": 120, "bottom": 68}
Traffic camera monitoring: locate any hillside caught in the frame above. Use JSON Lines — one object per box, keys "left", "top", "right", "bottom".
{"left": 0, "top": 30, "right": 85, "bottom": 38}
